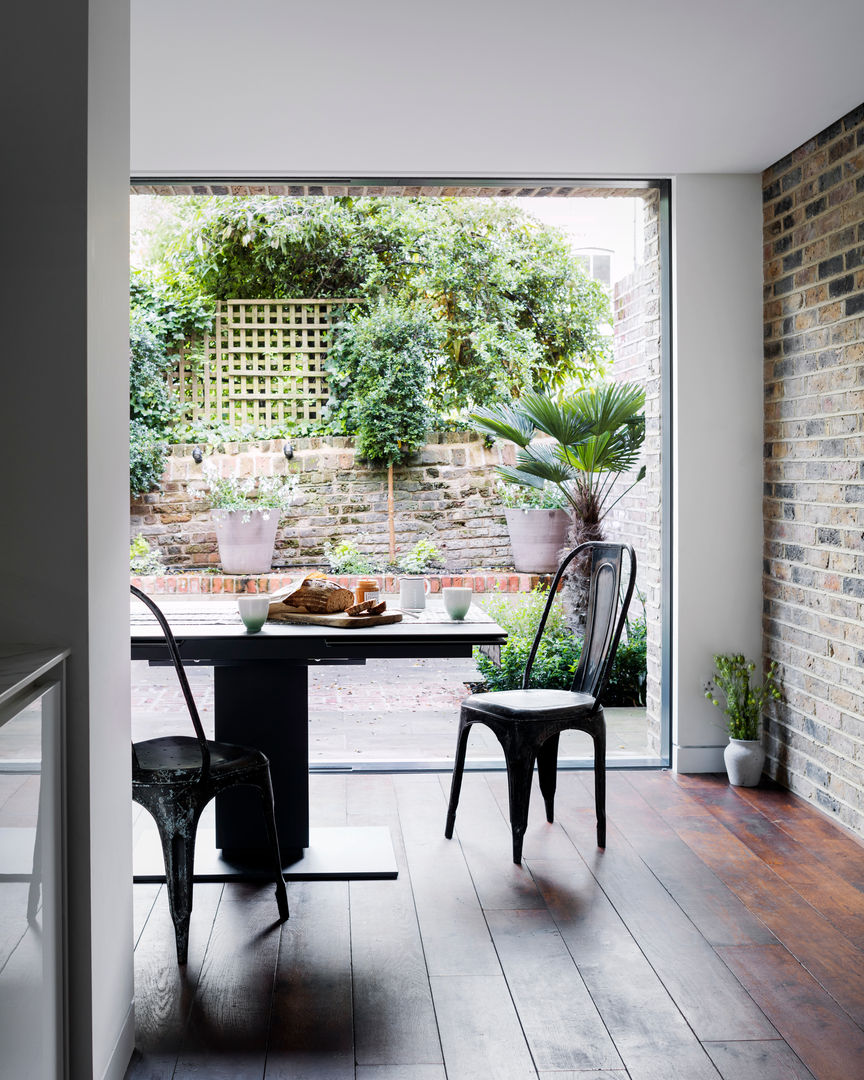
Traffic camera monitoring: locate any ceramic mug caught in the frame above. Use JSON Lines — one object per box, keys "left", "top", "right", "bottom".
{"left": 399, "top": 576, "right": 430, "bottom": 611}
{"left": 237, "top": 595, "right": 270, "bottom": 633}
{"left": 442, "top": 586, "right": 472, "bottom": 621}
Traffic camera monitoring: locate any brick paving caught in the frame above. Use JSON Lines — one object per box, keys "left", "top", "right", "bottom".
{"left": 132, "top": 657, "right": 652, "bottom": 764}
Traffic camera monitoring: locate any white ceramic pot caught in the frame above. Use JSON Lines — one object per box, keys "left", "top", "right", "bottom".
{"left": 213, "top": 508, "right": 280, "bottom": 574}
{"left": 723, "top": 738, "right": 765, "bottom": 787}
{"left": 504, "top": 508, "right": 570, "bottom": 573}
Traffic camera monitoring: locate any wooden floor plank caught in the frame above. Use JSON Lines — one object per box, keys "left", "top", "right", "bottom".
{"left": 126, "top": 883, "right": 223, "bottom": 1080}
{"left": 555, "top": 776, "right": 776, "bottom": 1042}
{"left": 395, "top": 774, "right": 500, "bottom": 976}
{"left": 308, "top": 773, "right": 348, "bottom": 828}
{"left": 350, "top": 877, "right": 442, "bottom": 1067}
{"left": 486, "top": 907, "right": 624, "bottom": 1073}
{"left": 530, "top": 857, "right": 723, "bottom": 1080}
{"left": 717, "top": 944, "right": 864, "bottom": 1080}
{"left": 172, "top": 883, "right": 283, "bottom": 1079}
{"left": 673, "top": 772, "right": 864, "bottom": 949}
{"left": 733, "top": 780, "right": 864, "bottom": 893}
{"left": 132, "top": 882, "right": 162, "bottom": 949}
{"left": 430, "top": 974, "right": 538, "bottom": 1080}
{"left": 355, "top": 1068, "right": 446, "bottom": 1080}
{"left": 632, "top": 771, "right": 864, "bottom": 1028}
{"left": 441, "top": 773, "right": 546, "bottom": 911}
{"left": 702, "top": 1038, "right": 815, "bottom": 1080}
{"left": 606, "top": 773, "right": 777, "bottom": 947}
{"left": 265, "top": 882, "right": 353, "bottom": 1080}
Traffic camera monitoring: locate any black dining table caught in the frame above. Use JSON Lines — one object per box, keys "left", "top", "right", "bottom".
{"left": 131, "top": 598, "right": 506, "bottom": 881}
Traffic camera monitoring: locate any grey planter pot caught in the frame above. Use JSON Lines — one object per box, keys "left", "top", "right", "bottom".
{"left": 213, "top": 508, "right": 280, "bottom": 574}
{"left": 723, "top": 738, "right": 765, "bottom": 787}
{"left": 504, "top": 508, "right": 571, "bottom": 574}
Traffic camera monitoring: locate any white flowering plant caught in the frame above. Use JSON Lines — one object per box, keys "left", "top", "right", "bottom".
{"left": 195, "top": 459, "right": 297, "bottom": 522}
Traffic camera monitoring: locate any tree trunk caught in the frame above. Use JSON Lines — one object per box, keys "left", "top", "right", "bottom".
{"left": 387, "top": 462, "right": 396, "bottom": 561}
{"left": 560, "top": 500, "right": 604, "bottom": 634}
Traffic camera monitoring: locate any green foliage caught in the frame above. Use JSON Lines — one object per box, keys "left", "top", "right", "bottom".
{"left": 323, "top": 539, "right": 382, "bottom": 575}
{"left": 130, "top": 534, "right": 164, "bottom": 576}
{"left": 705, "top": 654, "right": 781, "bottom": 740}
{"left": 475, "top": 587, "right": 646, "bottom": 706}
{"left": 130, "top": 419, "right": 167, "bottom": 497}
{"left": 397, "top": 540, "right": 444, "bottom": 574}
{"left": 472, "top": 382, "right": 645, "bottom": 535}
{"left": 496, "top": 479, "right": 568, "bottom": 510}
{"left": 129, "top": 269, "right": 214, "bottom": 496}
{"left": 160, "top": 195, "right": 610, "bottom": 414}
{"left": 328, "top": 300, "right": 439, "bottom": 464}
{"left": 195, "top": 459, "right": 297, "bottom": 521}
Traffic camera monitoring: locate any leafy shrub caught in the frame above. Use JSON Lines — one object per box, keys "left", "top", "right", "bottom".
{"left": 496, "top": 479, "right": 569, "bottom": 510}
{"left": 194, "top": 458, "right": 297, "bottom": 521}
{"left": 323, "top": 539, "right": 382, "bottom": 575}
{"left": 130, "top": 419, "right": 167, "bottom": 497}
{"left": 397, "top": 540, "right": 444, "bottom": 574}
{"left": 161, "top": 195, "right": 610, "bottom": 414}
{"left": 475, "top": 587, "right": 647, "bottom": 706}
{"left": 130, "top": 534, "right": 164, "bottom": 576}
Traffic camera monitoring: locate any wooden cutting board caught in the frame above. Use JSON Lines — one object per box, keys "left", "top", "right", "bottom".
{"left": 267, "top": 608, "right": 403, "bottom": 628}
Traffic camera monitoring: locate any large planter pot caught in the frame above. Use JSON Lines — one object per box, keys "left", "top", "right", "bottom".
{"left": 723, "top": 738, "right": 765, "bottom": 787}
{"left": 213, "top": 508, "right": 280, "bottom": 574}
{"left": 504, "top": 508, "right": 570, "bottom": 573}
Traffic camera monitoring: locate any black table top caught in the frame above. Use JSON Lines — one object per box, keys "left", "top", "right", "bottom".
{"left": 131, "top": 599, "right": 507, "bottom": 663}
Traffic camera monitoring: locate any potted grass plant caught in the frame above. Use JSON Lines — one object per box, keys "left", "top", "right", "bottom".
{"left": 497, "top": 480, "right": 570, "bottom": 573}
{"left": 704, "top": 653, "right": 781, "bottom": 786}
{"left": 197, "top": 459, "right": 297, "bottom": 574}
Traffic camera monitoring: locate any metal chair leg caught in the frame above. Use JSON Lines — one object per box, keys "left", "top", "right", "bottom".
{"left": 161, "top": 823, "right": 198, "bottom": 965}
{"left": 503, "top": 744, "right": 536, "bottom": 864}
{"left": 536, "top": 734, "right": 560, "bottom": 823}
{"left": 255, "top": 770, "right": 289, "bottom": 922}
{"left": 445, "top": 713, "right": 472, "bottom": 839}
{"left": 593, "top": 716, "right": 606, "bottom": 848}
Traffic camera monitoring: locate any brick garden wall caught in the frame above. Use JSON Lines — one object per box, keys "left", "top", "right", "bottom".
{"left": 607, "top": 188, "right": 663, "bottom": 754}
{"left": 763, "top": 102, "right": 864, "bottom": 834}
{"left": 131, "top": 432, "right": 518, "bottom": 572}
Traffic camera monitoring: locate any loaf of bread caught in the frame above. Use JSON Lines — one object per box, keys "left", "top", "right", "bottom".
{"left": 282, "top": 575, "right": 354, "bottom": 614}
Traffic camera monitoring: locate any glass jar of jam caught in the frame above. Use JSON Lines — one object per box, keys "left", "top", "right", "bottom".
{"left": 355, "top": 577, "right": 380, "bottom": 605}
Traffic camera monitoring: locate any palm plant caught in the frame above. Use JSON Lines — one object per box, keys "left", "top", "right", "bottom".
{"left": 471, "top": 382, "right": 645, "bottom": 625}
{"left": 472, "top": 381, "right": 645, "bottom": 542}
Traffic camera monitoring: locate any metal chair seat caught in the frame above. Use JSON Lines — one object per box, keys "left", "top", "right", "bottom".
{"left": 133, "top": 736, "right": 268, "bottom": 781}
{"left": 445, "top": 542, "right": 636, "bottom": 863}
{"left": 464, "top": 689, "right": 595, "bottom": 720}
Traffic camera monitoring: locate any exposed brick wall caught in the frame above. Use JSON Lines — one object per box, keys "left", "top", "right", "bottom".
{"left": 131, "top": 432, "right": 519, "bottom": 572}
{"left": 607, "top": 188, "right": 663, "bottom": 753}
{"left": 763, "top": 102, "right": 864, "bottom": 834}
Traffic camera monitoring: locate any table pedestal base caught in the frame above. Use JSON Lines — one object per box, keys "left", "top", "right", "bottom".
{"left": 133, "top": 825, "right": 398, "bottom": 882}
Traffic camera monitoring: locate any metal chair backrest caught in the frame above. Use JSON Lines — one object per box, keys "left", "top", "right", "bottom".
{"left": 522, "top": 542, "right": 636, "bottom": 705}
{"left": 130, "top": 585, "right": 211, "bottom": 773}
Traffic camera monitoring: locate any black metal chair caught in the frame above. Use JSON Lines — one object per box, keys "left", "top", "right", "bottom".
{"left": 445, "top": 542, "right": 636, "bottom": 862}
{"left": 130, "top": 585, "right": 289, "bottom": 963}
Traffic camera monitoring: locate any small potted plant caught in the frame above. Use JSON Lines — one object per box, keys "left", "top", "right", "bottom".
{"left": 704, "top": 653, "right": 781, "bottom": 786}
{"left": 197, "top": 459, "right": 297, "bottom": 574}
{"left": 497, "top": 480, "right": 570, "bottom": 574}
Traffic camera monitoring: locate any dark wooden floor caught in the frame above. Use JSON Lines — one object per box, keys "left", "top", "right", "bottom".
{"left": 126, "top": 769, "right": 864, "bottom": 1080}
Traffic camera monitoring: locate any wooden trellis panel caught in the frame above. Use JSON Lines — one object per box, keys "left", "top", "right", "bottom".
{"left": 170, "top": 298, "right": 357, "bottom": 427}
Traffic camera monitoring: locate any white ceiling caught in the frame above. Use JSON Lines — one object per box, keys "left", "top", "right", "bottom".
{"left": 131, "top": 0, "right": 864, "bottom": 179}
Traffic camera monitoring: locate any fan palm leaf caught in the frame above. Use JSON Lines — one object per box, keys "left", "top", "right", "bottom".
{"left": 469, "top": 403, "right": 534, "bottom": 447}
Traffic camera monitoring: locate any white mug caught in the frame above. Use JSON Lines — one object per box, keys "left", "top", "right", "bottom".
{"left": 442, "top": 586, "right": 473, "bottom": 621}
{"left": 237, "top": 595, "right": 270, "bottom": 633}
{"left": 399, "top": 576, "right": 430, "bottom": 611}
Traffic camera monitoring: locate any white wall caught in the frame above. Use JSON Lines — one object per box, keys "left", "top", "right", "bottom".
{"left": 671, "top": 174, "right": 764, "bottom": 771}
{"left": 1, "top": 1, "right": 133, "bottom": 1077}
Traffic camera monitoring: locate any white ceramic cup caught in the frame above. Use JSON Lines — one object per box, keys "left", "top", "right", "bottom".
{"left": 237, "top": 595, "right": 270, "bottom": 633}
{"left": 442, "top": 586, "right": 473, "bottom": 621}
{"left": 399, "top": 576, "right": 430, "bottom": 611}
